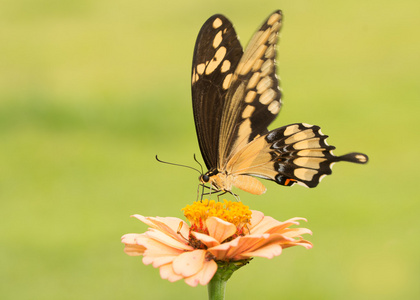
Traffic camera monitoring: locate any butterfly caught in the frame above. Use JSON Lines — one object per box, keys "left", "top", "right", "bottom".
{"left": 191, "top": 10, "right": 368, "bottom": 196}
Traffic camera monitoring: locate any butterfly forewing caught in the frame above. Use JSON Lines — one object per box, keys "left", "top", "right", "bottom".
{"left": 192, "top": 15, "right": 243, "bottom": 170}
{"left": 218, "top": 10, "right": 283, "bottom": 169}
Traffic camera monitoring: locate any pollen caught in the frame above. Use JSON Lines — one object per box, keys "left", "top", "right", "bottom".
{"left": 183, "top": 199, "right": 252, "bottom": 234}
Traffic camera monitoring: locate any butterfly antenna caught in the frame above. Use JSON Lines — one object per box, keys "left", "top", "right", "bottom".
{"left": 155, "top": 155, "right": 202, "bottom": 175}
{"left": 193, "top": 154, "right": 204, "bottom": 175}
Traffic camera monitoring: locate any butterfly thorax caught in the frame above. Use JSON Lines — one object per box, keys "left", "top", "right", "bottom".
{"left": 200, "top": 168, "right": 267, "bottom": 195}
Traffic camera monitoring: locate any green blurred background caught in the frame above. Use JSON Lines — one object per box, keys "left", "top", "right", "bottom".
{"left": 1, "top": 0, "right": 419, "bottom": 299}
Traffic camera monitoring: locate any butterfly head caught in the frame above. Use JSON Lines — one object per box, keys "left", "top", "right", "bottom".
{"left": 200, "top": 174, "right": 210, "bottom": 183}
{"left": 199, "top": 169, "right": 230, "bottom": 193}
{"left": 199, "top": 169, "right": 219, "bottom": 184}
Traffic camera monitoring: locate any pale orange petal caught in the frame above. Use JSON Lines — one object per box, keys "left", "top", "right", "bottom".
{"left": 209, "top": 234, "right": 293, "bottom": 260}
{"left": 206, "top": 217, "right": 236, "bottom": 243}
{"left": 249, "top": 210, "right": 265, "bottom": 230}
{"left": 265, "top": 218, "right": 308, "bottom": 234}
{"left": 121, "top": 233, "right": 148, "bottom": 255}
{"left": 184, "top": 259, "right": 218, "bottom": 287}
{"left": 281, "top": 239, "right": 313, "bottom": 249}
{"left": 141, "top": 238, "right": 185, "bottom": 267}
{"left": 121, "top": 233, "right": 149, "bottom": 246}
{"left": 280, "top": 227, "right": 312, "bottom": 238}
{"left": 240, "top": 243, "right": 282, "bottom": 259}
{"left": 172, "top": 250, "right": 206, "bottom": 277}
{"left": 121, "top": 233, "right": 145, "bottom": 244}
{"left": 191, "top": 231, "right": 220, "bottom": 248}
{"left": 249, "top": 215, "right": 282, "bottom": 235}
{"left": 145, "top": 228, "right": 192, "bottom": 251}
{"left": 159, "top": 263, "right": 184, "bottom": 282}
{"left": 132, "top": 215, "right": 189, "bottom": 244}
{"left": 143, "top": 253, "right": 178, "bottom": 268}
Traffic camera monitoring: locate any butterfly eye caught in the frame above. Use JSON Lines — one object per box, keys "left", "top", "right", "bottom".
{"left": 201, "top": 174, "right": 210, "bottom": 182}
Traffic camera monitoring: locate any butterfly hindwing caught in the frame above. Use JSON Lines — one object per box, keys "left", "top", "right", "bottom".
{"left": 227, "top": 123, "right": 368, "bottom": 188}
{"left": 192, "top": 15, "right": 243, "bottom": 170}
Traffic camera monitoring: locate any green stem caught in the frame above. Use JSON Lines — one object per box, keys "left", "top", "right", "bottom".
{"left": 207, "top": 259, "right": 252, "bottom": 300}
{"left": 207, "top": 271, "right": 228, "bottom": 300}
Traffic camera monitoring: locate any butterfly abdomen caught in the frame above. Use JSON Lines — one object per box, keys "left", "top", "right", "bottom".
{"left": 202, "top": 171, "right": 267, "bottom": 195}
{"left": 232, "top": 175, "right": 267, "bottom": 195}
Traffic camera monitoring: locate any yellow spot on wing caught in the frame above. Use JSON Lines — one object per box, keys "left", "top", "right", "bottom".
{"left": 284, "top": 124, "right": 301, "bottom": 136}
{"left": 245, "top": 91, "right": 257, "bottom": 103}
{"left": 222, "top": 73, "right": 233, "bottom": 90}
{"left": 294, "top": 157, "right": 326, "bottom": 169}
{"left": 267, "top": 13, "right": 282, "bottom": 26}
{"left": 293, "top": 138, "right": 323, "bottom": 150}
{"left": 297, "top": 149, "right": 326, "bottom": 157}
{"left": 196, "top": 63, "right": 205, "bottom": 75}
{"left": 356, "top": 154, "right": 368, "bottom": 163}
{"left": 205, "top": 46, "right": 226, "bottom": 75}
{"left": 285, "top": 130, "right": 316, "bottom": 144}
{"left": 265, "top": 45, "right": 275, "bottom": 59}
{"left": 294, "top": 168, "right": 317, "bottom": 181}
{"left": 241, "top": 105, "right": 255, "bottom": 119}
{"left": 221, "top": 60, "right": 231, "bottom": 73}
{"left": 259, "top": 88, "right": 275, "bottom": 105}
{"left": 256, "top": 76, "right": 272, "bottom": 94}
{"left": 268, "top": 32, "right": 277, "bottom": 44}
{"left": 213, "top": 18, "right": 223, "bottom": 29}
{"left": 213, "top": 31, "right": 223, "bottom": 48}
{"left": 261, "top": 60, "right": 274, "bottom": 76}
{"left": 268, "top": 100, "right": 280, "bottom": 114}
{"left": 247, "top": 72, "right": 261, "bottom": 90}
{"left": 252, "top": 59, "right": 264, "bottom": 71}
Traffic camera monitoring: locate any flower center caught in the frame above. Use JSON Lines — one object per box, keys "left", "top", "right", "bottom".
{"left": 182, "top": 199, "right": 252, "bottom": 238}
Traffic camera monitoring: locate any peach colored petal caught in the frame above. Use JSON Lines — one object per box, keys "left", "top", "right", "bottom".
{"left": 172, "top": 250, "right": 206, "bottom": 277}
{"left": 209, "top": 234, "right": 294, "bottom": 260}
{"left": 240, "top": 243, "right": 282, "bottom": 259}
{"left": 121, "top": 233, "right": 149, "bottom": 246}
{"left": 132, "top": 215, "right": 189, "bottom": 244}
{"left": 141, "top": 239, "right": 186, "bottom": 267}
{"left": 281, "top": 239, "right": 313, "bottom": 249}
{"left": 280, "top": 227, "right": 312, "bottom": 238}
{"left": 159, "top": 263, "right": 184, "bottom": 282}
{"left": 249, "top": 210, "right": 265, "bottom": 230}
{"left": 206, "top": 217, "right": 237, "bottom": 243}
{"left": 191, "top": 231, "right": 220, "bottom": 248}
{"left": 265, "top": 218, "right": 308, "bottom": 234}
{"left": 219, "top": 235, "right": 273, "bottom": 259}
{"left": 249, "top": 215, "right": 282, "bottom": 235}
{"left": 145, "top": 228, "right": 192, "bottom": 251}
{"left": 121, "top": 233, "right": 144, "bottom": 244}
{"left": 184, "top": 259, "right": 218, "bottom": 287}
{"left": 143, "top": 253, "right": 178, "bottom": 268}
{"left": 121, "top": 233, "right": 148, "bottom": 255}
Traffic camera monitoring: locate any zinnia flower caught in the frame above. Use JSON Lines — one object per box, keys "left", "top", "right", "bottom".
{"left": 122, "top": 200, "right": 312, "bottom": 287}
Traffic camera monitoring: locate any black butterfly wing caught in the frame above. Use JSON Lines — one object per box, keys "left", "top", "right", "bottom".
{"left": 191, "top": 14, "right": 243, "bottom": 170}
{"left": 218, "top": 10, "right": 283, "bottom": 168}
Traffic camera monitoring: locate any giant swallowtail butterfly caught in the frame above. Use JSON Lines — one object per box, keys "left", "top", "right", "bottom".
{"left": 191, "top": 10, "right": 368, "bottom": 196}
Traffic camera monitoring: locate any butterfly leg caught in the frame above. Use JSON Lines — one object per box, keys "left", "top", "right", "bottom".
{"left": 215, "top": 190, "right": 240, "bottom": 202}
{"left": 198, "top": 184, "right": 213, "bottom": 201}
